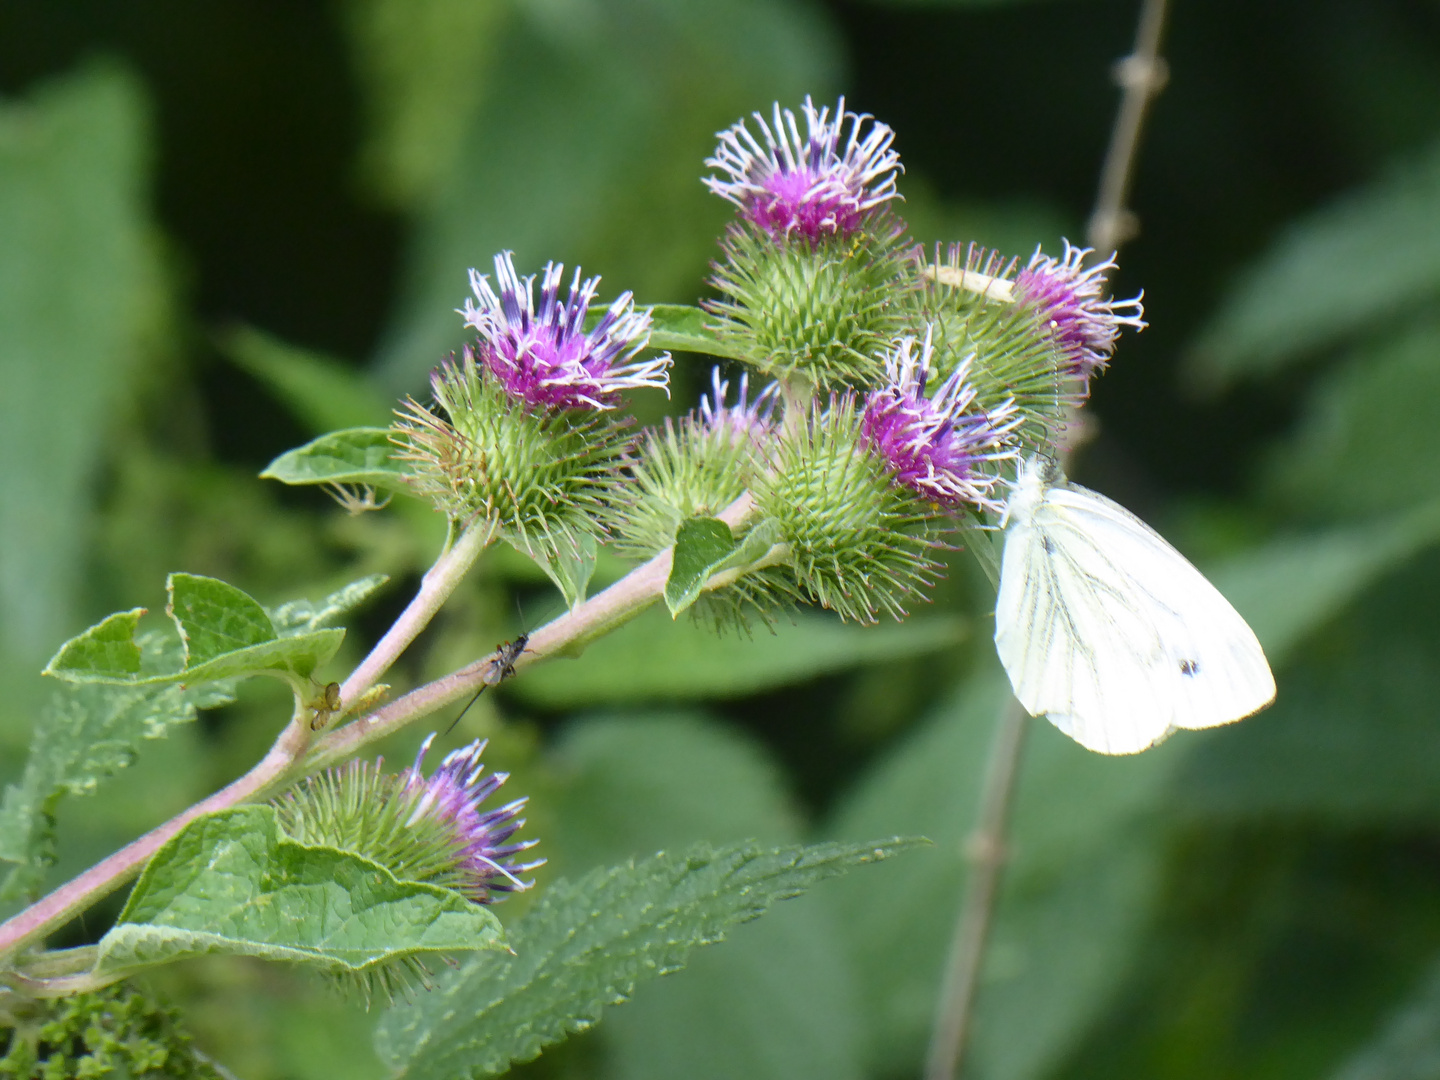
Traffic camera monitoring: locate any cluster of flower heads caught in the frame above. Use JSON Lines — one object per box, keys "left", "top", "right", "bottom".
{"left": 460, "top": 251, "right": 671, "bottom": 412}
{"left": 704, "top": 95, "right": 902, "bottom": 243}
{"left": 397, "top": 94, "right": 1143, "bottom": 621}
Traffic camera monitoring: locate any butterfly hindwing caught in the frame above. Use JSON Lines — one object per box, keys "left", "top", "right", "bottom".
{"left": 995, "top": 464, "right": 1276, "bottom": 755}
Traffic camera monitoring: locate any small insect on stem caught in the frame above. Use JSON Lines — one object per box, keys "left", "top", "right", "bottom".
{"left": 308, "top": 681, "right": 343, "bottom": 731}
{"left": 443, "top": 633, "right": 531, "bottom": 736}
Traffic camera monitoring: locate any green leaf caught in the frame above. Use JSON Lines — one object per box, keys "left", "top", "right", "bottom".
{"left": 547, "top": 713, "right": 864, "bottom": 1080}
{"left": 606, "top": 902, "right": 866, "bottom": 1080}
{"left": 168, "top": 573, "right": 275, "bottom": 666}
{"left": 220, "top": 324, "right": 394, "bottom": 434}
{"left": 1327, "top": 956, "right": 1440, "bottom": 1080}
{"left": 260, "top": 427, "right": 410, "bottom": 490}
{"left": 41, "top": 609, "right": 146, "bottom": 679}
{"left": 0, "top": 61, "right": 166, "bottom": 659}
{"left": 45, "top": 576, "right": 347, "bottom": 687}
{"left": 665, "top": 517, "right": 735, "bottom": 614}
{"left": 0, "top": 630, "right": 235, "bottom": 900}
{"left": 664, "top": 517, "right": 785, "bottom": 616}
{"left": 342, "top": 0, "right": 507, "bottom": 209}
{"left": 823, "top": 669, "right": 1182, "bottom": 1079}
{"left": 1209, "top": 498, "right": 1440, "bottom": 667}
{"left": 268, "top": 574, "right": 391, "bottom": 637}
{"left": 175, "top": 630, "right": 345, "bottom": 686}
{"left": 645, "top": 304, "right": 746, "bottom": 359}
{"left": 95, "top": 806, "right": 505, "bottom": 977}
{"left": 1261, "top": 322, "right": 1440, "bottom": 517}
{"left": 509, "top": 607, "right": 966, "bottom": 707}
{"left": 1189, "top": 138, "right": 1440, "bottom": 388}
{"left": 513, "top": 533, "right": 598, "bottom": 611}
{"left": 548, "top": 712, "right": 801, "bottom": 875}
{"left": 373, "top": 837, "right": 922, "bottom": 1080}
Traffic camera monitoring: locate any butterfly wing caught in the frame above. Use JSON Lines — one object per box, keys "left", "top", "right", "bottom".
{"left": 995, "top": 480, "right": 1275, "bottom": 755}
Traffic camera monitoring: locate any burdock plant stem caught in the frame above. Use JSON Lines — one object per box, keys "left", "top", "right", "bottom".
{"left": 0, "top": 494, "right": 756, "bottom": 964}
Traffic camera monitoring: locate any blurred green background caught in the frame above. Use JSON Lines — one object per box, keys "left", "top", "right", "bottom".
{"left": 4, "top": 1, "right": 1440, "bottom": 1078}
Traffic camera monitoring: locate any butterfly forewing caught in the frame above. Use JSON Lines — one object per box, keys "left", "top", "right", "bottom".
{"left": 996, "top": 468, "right": 1276, "bottom": 755}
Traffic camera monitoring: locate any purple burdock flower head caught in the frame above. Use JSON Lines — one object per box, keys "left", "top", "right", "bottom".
{"left": 704, "top": 96, "right": 902, "bottom": 242}
{"left": 1012, "top": 241, "right": 1147, "bottom": 384}
{"left": 459, "top": 251, "right": 671, "bottom": 411}
{"left": 403, "top": 733, "right": 543, "bottom": 903}
{"left": 697, "top": 366, "right": 780, "bottom": 444}
{"left": 861, "top": 330, "right": 1021, "bottom": 512}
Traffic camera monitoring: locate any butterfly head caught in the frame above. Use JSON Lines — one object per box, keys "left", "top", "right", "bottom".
{"left": 1002, "top": 454, "right": 1062, "bottom": 527}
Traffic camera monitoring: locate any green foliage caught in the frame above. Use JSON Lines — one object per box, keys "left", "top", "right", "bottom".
{"left": 45, "top": 575, "right": 344, "bottom": 688}
{"left": 0, "top": 981, "right": 224, "bottom": 1080}
{"left": 664, "top": 517, "right": 783, "bottom": 616}
{"left": 221, "top": 324, "right": 395, "bottom": 434}
{"left": 260, "top": 427, "right": 411, "bottom": 490}
{"left": 1172, "top": 550, "right": 1440, "bottom": 827}
{"left": 1327, "top": 957, "right": 1440, "bottom": 1080}
{"left": 0, "top": 631, "right": 234, "bottom": 901}
{"left": 521, "top": 532, "right": 600, "bottom": 612}
{"left": 546, "top": 713, "right": 802, "bottom": 871}
{"left": 372, "top": 837, "right": 922, "bottom": 1080}
{"left": 267, "top": 574, "right": 390, "bottom": 636}
{"left": 1191, "top": 137, "right": 1440, "bottom": 386}
{"left": 9, "top": 8, "right": 1440, "bottom": 1080}
{"left": 0, "top": 61, "right": 165, "bottom": 660}
{"left": 341, "top": 0, "right": 508, "bottom": 209}
{"left": 823, "top": 671, "right": 1183, "bottom": 1079}
{"left": 509, "top": 605, "right": 965, "bottom": 707}
{"left": 546, "top": 713, "right": 865, "bottom": 1080}
{"left": 95, "top": 806, "right": 506, "bottom": 980}
{"left": 372, "top": 0, "right": 841, "bottom": 389}
{"left": 1209, "top": 499, "right": 1440, "bottom": 666}
{"left": 1261, "top": 322, "right": 1440, "bottom": 517}
{"left": 644, "top": 304, "right": 746, "bottom": 359}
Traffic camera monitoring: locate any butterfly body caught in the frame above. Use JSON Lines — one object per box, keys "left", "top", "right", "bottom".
{"left": 995, "top": 456, "right": 1275, "bottom": 754}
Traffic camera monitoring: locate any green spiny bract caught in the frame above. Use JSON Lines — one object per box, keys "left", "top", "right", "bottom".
{"left": 606, "top": 414, "right": 762, "bottom": 561}
{"left": 272, "top": 759, "right": 477, "bottom": 899}
{"left": 394, "top": 349, "right": 630, "bottom": 561}
{"left": 908, "top": 244, "right": 1072, "bottom": 453}
{"left": 607, "top": 413, "right": 800, "bottom": 632}
{"left": 754, "top": 396, "right": 946, "bottom": 623}
{"left": 707, "top": 218, "right": 912, "bottom": 391}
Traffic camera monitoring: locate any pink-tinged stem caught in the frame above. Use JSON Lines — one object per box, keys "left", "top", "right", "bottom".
{"left": 0, "top": 710, "right": 310, "bottom": 963}
{"left": 0, "top": 495, "right": 757, "bottom": 963}
{"left": 307, "top": 492, "right": 757, "bottom": 771}
{"left": 339, "top": 519, "right": 492, "bottom": 709}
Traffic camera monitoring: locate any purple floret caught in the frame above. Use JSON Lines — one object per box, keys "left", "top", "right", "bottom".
{"left": 459, "top": 251, "right": 670, "bottom": 411}
{"left": 404, "top": 733, "right": 543, "bottom": 903}
{"left": 704, "top": 96, "right": 901, "bottom": 242}
{"left": 1013, "top": 241, "right": 1146, "bottom": 384}
{"left": 861, "top": 332, "right": 1019, "bottom": 512}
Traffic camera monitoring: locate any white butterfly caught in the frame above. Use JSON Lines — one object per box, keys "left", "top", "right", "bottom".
{"left": 994, "top": 455, "right": 1275, "bottom": 755}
